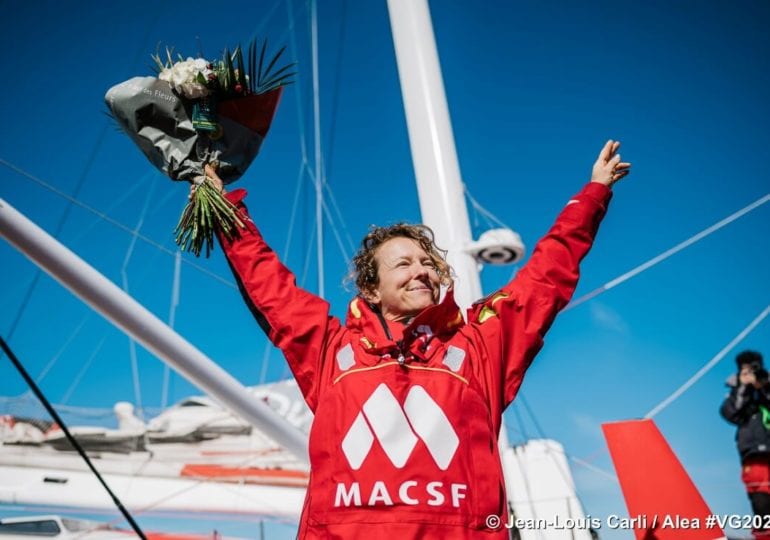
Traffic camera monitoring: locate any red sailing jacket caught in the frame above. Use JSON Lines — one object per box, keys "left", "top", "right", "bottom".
{"left": 220, "top": 181, "right": 612, "bottom": 538}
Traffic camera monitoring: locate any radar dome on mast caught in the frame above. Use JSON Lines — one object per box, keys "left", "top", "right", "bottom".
{"left": 466, "top": 228, "right": 526, "bottom": 265}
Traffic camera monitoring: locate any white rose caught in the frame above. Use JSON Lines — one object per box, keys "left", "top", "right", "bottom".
{"left": 158, "top": 58, "right": 212, "bottom": 99}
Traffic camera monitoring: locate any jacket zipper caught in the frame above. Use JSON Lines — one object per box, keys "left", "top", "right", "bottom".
{"left": 371, "top": 303, "right": 407, "bottom": 365}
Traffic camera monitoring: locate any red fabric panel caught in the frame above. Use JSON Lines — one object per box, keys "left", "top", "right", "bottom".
{"left": 218, "top": 88, "right": 282, "bottom": 136}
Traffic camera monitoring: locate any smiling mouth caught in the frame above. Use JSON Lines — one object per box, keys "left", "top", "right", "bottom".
{"left": 407, "top": 285, "right": 433, "bottom": 292}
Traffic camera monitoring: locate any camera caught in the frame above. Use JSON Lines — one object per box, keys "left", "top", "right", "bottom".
{"left": 751, "top": 361, "right": 769, "bottom": 383}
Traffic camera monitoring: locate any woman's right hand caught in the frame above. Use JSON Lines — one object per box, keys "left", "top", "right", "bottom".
{"left": 189, "top": 163, "right": 226, "bottom": 200}
{"left": 204, "top": 163, "right": 225, "bottom": 193}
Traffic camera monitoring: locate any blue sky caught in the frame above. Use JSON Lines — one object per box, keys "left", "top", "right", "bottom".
{"left": 1, "top": 0, "right": 769, "bottom": 538}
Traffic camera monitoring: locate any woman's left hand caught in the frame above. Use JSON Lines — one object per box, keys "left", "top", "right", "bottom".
{"left": 591, "top": 139, "right": 631, "bottom": 187}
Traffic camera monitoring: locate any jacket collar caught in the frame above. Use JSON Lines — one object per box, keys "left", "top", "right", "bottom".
{"left": 344, "top": 288, "right": 465, "bottom": 362}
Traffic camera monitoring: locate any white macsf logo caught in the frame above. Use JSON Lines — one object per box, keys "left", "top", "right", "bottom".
{"left": 341, "top": 383, "right": 459, "bottom": 471}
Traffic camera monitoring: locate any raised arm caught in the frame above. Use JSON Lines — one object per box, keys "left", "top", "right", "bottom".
{"left": 720, "top": 369, "right": 770, "bottom": 425}
{"left": 720, "top": 384, "right": 752, "bottom": 425}
{"left": 469, "top": 140, "right": 629, "bottom": 407}
{"left": 204, "top": 166, "right": 341, "bottom": 411}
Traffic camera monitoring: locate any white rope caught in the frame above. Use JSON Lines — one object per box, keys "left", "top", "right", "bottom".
{"left": 645, "top": 302, "right": 770, "bottom": 419}
{"left": 567, "top": 192, "right": 770, "bottom": 310}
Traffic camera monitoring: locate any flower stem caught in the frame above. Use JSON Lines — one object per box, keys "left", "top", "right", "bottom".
{"left": 173, "top": 177, "right": 246, "bottom": 257}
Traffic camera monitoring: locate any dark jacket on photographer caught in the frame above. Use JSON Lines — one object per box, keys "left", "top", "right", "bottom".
{"left": 721, "top": 372, "right": 770, "bottom": 461}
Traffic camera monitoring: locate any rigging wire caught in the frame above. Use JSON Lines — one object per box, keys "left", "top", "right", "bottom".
{"left": 513, "top": 393, "right": 606, "bottom": 519}
{"left": 323, "top": 0, "right": 348, "bottom": 186}
{"left": 255, "top": 161, "right": 310, "bottom": 385}
{"left": 6, "top": 173, "right": 165, "bottom": 401}
{"left": 161, "top": 250, "right": 182, "bottom": 409}
{"left": 305, "top": 165, "right": 352, "bottom": 263}
{"left": 34, "top": 315, "right": 91, "bottom": 386}
{"left": 321, "top": 172, "right": 356, "bottom": 257}
{"left": 1, "top": 124, "right": 109, "bottom": 348}
{"left": 284, "top": 0, "right": 314, "bottom": 263}
{"left": 1, "top": 3, "right": 162, "bottom": 358}
{"left": 463, "top": 182, "right": 512, "bottom": 231}
{"left": 287, "top": 0, "right": 311, "bottom": 166}
{"left": 572, "top": 302, "right": 770, "bottom": 472}
{"left": 243, "top": 0, "right": 288, "bottom": 49}
{"left": 76, "top": 187, "right": 180, "bottom": 413}
{"left": 512, "top": 400, "right": 530, "bottom": 442}
{"left": 0, "top": 2, "right": 348, "bottom": 377}
{"left": 567, "top": 455, "right": 619, "bottom": 484}
{"left": 64, "top": 171, "right": 155, "bottom": 245}
{"left": 283, "top": 163, "right": 311, "bottom": 262}
{"left": 504, "top": 417, "right": 619, "bottom": 486}
{"left": 121, "top": 181, "right": 158, "bottom": 418}
{"left": 0, "top": 335, "right": 148, "bottom": 540}
{"left": 300, "top": 215, "right": 319, "bottom": 288}
{"left": 645, "top": 302, "right": 770, "bottom": 419}
{"left": 566, "top": 192, "right": 770, "bottom": 311}
{"left": 319, "top": 0, "right": 357, "bottom": 257}
{"left": 0, "top": 159, "right": 236, "bottom": 289}
{"left": 250, "top": 0, "right": 313, "bottom": 387}
{"left": 519, "top": 394, "right": 547, "bottom": 440}
{"left": 60, "top": 336, "right": 107, "bottom": 405}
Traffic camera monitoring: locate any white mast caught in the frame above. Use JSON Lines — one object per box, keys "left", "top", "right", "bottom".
{"left": 0, "top": 197, "right": 309, "bottom": 465}
{"left": 311, "top": 0, "right": 325, "bottom": 298}
{"left": 387, "top": 5, "right": 592, "bottom": 537}
{"left": 386, "top": 0, "right": 517, "bottom": 460}
{"left": 386, "top": 0, "right": 481, "bottom": 310}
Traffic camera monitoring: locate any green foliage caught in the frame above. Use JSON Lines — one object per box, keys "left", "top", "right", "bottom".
{"left": 152, "top": 39, "right": 295, "bottom": 98}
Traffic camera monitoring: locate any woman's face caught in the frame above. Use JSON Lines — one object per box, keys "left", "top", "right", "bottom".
{"left": 367, "top": 237, "right": 441, "bottom": 322}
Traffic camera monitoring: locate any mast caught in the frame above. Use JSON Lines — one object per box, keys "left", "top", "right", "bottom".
{"left": 311, "top": 0, "right": 325, "bottom": 298}
{"left": 0, "top": 197, "right": 309, "bottom": 464}
{"left": 386, "top": 6, "right": 595, "bottom": 537}
{"left": 387, "top": 0, "right": 521, "bottom": 500}
{"left": 386, "top": 0, "right": 481, "bottom": 311}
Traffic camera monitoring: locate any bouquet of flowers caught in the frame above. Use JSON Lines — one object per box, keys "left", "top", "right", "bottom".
{"left": 106, "top": 41, "right": 294, "bottom": 256}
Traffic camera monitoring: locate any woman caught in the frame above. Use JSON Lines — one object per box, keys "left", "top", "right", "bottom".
{"left": 207, "top": 140, "right": 630, "bottom": 538}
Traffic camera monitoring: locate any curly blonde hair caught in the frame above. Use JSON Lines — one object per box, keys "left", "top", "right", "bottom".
{"left": 349, "top": 223, "right": 452, "bottom": 298}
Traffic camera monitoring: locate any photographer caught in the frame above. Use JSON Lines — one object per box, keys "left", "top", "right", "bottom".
{"left": 721, "top": 350, "right": 770, "bottom": 538}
